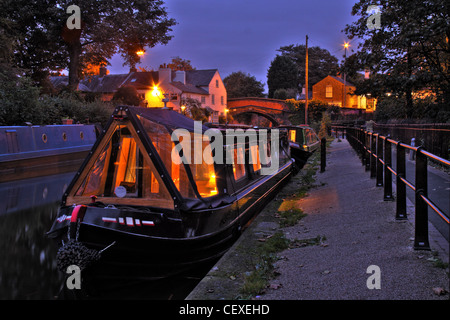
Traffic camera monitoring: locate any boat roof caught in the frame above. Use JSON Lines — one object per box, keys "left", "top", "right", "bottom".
{"left": 126, "top": 106, "right": 210, "bottom": 133}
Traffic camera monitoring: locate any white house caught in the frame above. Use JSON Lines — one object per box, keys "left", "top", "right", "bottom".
{"left": 51, "top": 65, "right": 228, "bottom": 122}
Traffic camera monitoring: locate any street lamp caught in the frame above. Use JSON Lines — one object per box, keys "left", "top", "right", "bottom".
{"left": 151, "top": 85, "right": 169, "bottom": 109}
{"left": 343, "top": 42, "right": 349, "bottom": 108}
{"left": 224, "top": 107, "right": 229, "bottom": 127}
{"left": 181, "top": 105, "right": 186, "bottom": 115}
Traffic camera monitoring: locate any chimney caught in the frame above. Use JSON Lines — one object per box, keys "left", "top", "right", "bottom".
{"left": 99, "top": 66, "right": 107, "bottom": 77}
{"left": 158, "top": 65, "right": 171, "bottom": 84}
{"left": 173, "top": 70, "right": 186, "bottom": 84}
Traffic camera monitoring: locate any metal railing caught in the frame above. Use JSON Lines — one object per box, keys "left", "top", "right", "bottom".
{"left": 332, "top": 126, "right": 449, "bottom": 251}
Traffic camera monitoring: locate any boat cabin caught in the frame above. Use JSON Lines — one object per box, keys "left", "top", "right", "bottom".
{"left": 62, "top": 106, "right": 291, "bottom": 212}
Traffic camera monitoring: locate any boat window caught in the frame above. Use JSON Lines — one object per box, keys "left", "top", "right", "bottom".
{"left": 138, "top": 116, "right": 217, "bottom": 199}
{"left": 188, "top": 136, "right": 218, "bottom": 197}
{"left": 289, "top": 130, "right": 296, "bottom": 142}
{"left": 250, "top": 144, "right": 261, "bottom": 172}
{"left": 74, "top": 125, "right": 173, "bottom": 208}
{"left": 233, "top": 143, "right": 246, "bottom": 181}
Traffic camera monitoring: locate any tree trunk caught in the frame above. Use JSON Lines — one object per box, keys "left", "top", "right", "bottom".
{"left": 67, "top": 40, "right": 81, "bottom": 91}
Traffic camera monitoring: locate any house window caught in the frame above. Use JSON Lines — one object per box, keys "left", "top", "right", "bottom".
{"left": 221, "top": 96, "right": 224, "bottom": 105}
{"left": 211, "top": 94, "right": 215, "bottom": 105}
{"left": 215, "top": 80, "right": 219, "bottom": 88}
{"left": 201, "top": 96, "right": 206, "bottom": 104}
{"left": 326, "top": 85, "right": 333, "bottom": 98}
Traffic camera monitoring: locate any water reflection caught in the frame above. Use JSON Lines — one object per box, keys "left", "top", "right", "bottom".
{"left": 0, "top": 172, "right": 213, "bottom": 300}
{"left": 0, "top": 172, "right": 75, "bottom": 299}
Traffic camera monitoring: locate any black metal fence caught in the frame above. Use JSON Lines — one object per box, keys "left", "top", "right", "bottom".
{"left": 373, "top": 123, "right": 450, "bottom": 160}
{"left": 332, "top": 125, "right": 449, "bottom": 251}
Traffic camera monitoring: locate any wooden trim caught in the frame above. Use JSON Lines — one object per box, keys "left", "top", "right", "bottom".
{"left": 66, "top": 120, "right": 174, "bottom": 209}
{"left": 66, "top": 195, "right": 174, "bottom": 208}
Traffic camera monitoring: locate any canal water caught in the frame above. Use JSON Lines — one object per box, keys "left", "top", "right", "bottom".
{"left": 0, "top": 172, "right": 211, "bottom": 300}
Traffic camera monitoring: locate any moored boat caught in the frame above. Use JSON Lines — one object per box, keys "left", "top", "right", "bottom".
{"left": 280, "top": 125, "right": 320, "bottom": 171}
{"left": 47, "top": 106, "right": 294, "bottom": 279}
{"left": 0, "top": 124, "right": 97, "bottom": 182}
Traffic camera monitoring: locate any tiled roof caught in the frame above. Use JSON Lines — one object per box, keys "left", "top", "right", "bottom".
{"left": 185, "top": 69, "right": 217, "bottom": 86}
{"left": 50, "top": 69, "right": 217, "bottom": 93}
{"left": 170, "top": 81, "right": 209, "bottom": 95}
{"left": 329, "top": 75, "right": 354, "bottom": 87}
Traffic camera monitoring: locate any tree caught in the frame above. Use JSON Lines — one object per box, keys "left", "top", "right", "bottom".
{"left": 223, "top": 71, "right": 265, "bottom": 98}
{"left": 273, "top": 88, "right": 297, "bottom": 100}
{"left": 285, "top": 99, "right": 329, "bottom": 125}
{"left": 267, "top": 55, "right": 298, "bottom": 98}
{"left": 277, "top": 44, "right": 339, "bottom": 91}
{"left": 181, "top": 97, "right": 211, "bottom": 122}
{"left": 344, "top": 0, "right": 450, "bottom": 116}
{"left": 167, "top": 56, "right": 195, "bottom": 71}
{"left": 112, "top": 86, "right": 141, "bottom": 106}
{"left": 0, "top": 0, "right": 176, "bottom": 90}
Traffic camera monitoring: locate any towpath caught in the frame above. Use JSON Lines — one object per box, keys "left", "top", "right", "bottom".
{"left": 187, "top": 138, "right": 449, "bottom": 300}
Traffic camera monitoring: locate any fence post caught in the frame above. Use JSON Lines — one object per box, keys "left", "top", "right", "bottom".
{"left": 396, "top": 143, "right": 407, "bottom": 220}
{"left": 365, "top": 131, "right": 370, "bottom": 171}
{"left": 320, "top": 137, "right": 326, "bottom": 172}
{"left": 370, "top": 133, "right": 376, "bottom": 178}
{"left": 360, "top": 129, "right": 366, "bottom": 166}
{"left": 376, "top": 135, "right": 383, "bottom": 187}
{"left": 414, "top": 148, "right": 430, "bottom": 250}
{"left": 383, "top": 138, "right": 394, "bottom": 201}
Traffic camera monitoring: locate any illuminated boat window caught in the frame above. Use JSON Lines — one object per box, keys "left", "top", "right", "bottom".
{"left": 233, "top": 144, "right": 246, "bottom": 181}
{"left": 138, "top": 116, "right": 218, "bottom": 199}
{"left": 289, "top": 130, "right": 296, "bottom": 142}
{"left": 250, "top": 144, "right": 261, "bottom": 172}
{"left": 188, "top": 135, "right": 218, "bottom": 197}
{"left": 73, "top": 125, "right": 173, "bottom": 208}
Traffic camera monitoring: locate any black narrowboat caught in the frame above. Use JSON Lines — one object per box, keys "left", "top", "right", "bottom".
{"left": 280, "top": 125, "right": 320, "bottom": 170}
{"left": 47, "top": 106, "right": 294, "bottom": 279}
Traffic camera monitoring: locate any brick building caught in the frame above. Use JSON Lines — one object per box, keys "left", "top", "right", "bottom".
{"left": 312, "top": 75, "right": 376, "bottom": 112}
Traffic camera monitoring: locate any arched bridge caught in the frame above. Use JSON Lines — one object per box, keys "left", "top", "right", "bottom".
{"left": 227, "top": 98, "right": 293, "bottom": 126}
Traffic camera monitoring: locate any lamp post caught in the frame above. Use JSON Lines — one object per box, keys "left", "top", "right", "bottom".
{"left": 225, "top": 107, "right": 229, "bottom": 128}
{"left": 151, "top": 85, "right": 169, "bottom": 109}
{"left": 162, "top": 93, "right": 169, "bottom": 109}
{"left": 343, "top": 42, "right": 349, "bottom": 108}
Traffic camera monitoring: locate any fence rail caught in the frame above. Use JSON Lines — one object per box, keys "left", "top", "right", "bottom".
{"left": 332, "top": 125, "right": 449, "bottom": 251}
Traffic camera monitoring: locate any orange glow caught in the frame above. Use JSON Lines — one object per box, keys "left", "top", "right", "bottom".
{"left": 207, "top": 174, "right": 218, "bottom": 195}
{"left": 344, "top": 42, "right": 349, "bottom": 49}
{"left": 136, "top": 50, "right": 145, "bottom": 56}
{"left": 152, "top": 85, "right": 162, "bottom": 97}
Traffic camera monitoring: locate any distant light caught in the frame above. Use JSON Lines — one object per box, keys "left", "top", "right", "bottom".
{"left": 344, "top": 42, "right": 349, "bottom": 49}
{"left": 136, "top": 50, "right": 145, "bottom": 56}
{"left": 152, "top": 85, "right": 161, "bottom": 97}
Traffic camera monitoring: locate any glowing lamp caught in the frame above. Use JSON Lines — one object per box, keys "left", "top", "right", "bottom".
{"left": 136, "top": 50, "right": 145, "bottom": 56}
{"left": 151, "top": 86, "right": 161, "bottom": 97}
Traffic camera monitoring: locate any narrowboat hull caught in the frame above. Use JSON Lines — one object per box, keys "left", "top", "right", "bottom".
{"left": 47, "top": 161, "right": 293, "bottom": 279}
{"left": 290, "top": 142, "right": 314, "bottom": 170}
{"left": 0, "top": 125, "right": 97, "bottom": 182}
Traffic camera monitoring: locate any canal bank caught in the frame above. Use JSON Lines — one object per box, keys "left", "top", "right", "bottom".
{"left": 186, "top": 138, "right": 449, "bottom": 300}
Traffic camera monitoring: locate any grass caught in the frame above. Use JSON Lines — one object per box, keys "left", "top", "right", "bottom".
{"left": 240, "top": 232, "right": 289, "bottom": 297}
{"left": 278, "top": 208, "right": 307, "bottom": 227}
{"left": 239, "top": 138, "right": 334, "bottom": 298}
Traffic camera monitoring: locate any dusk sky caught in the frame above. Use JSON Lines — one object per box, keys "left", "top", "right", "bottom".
{"left": 108, "top": 0, "right": 360, "bottom": 92}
